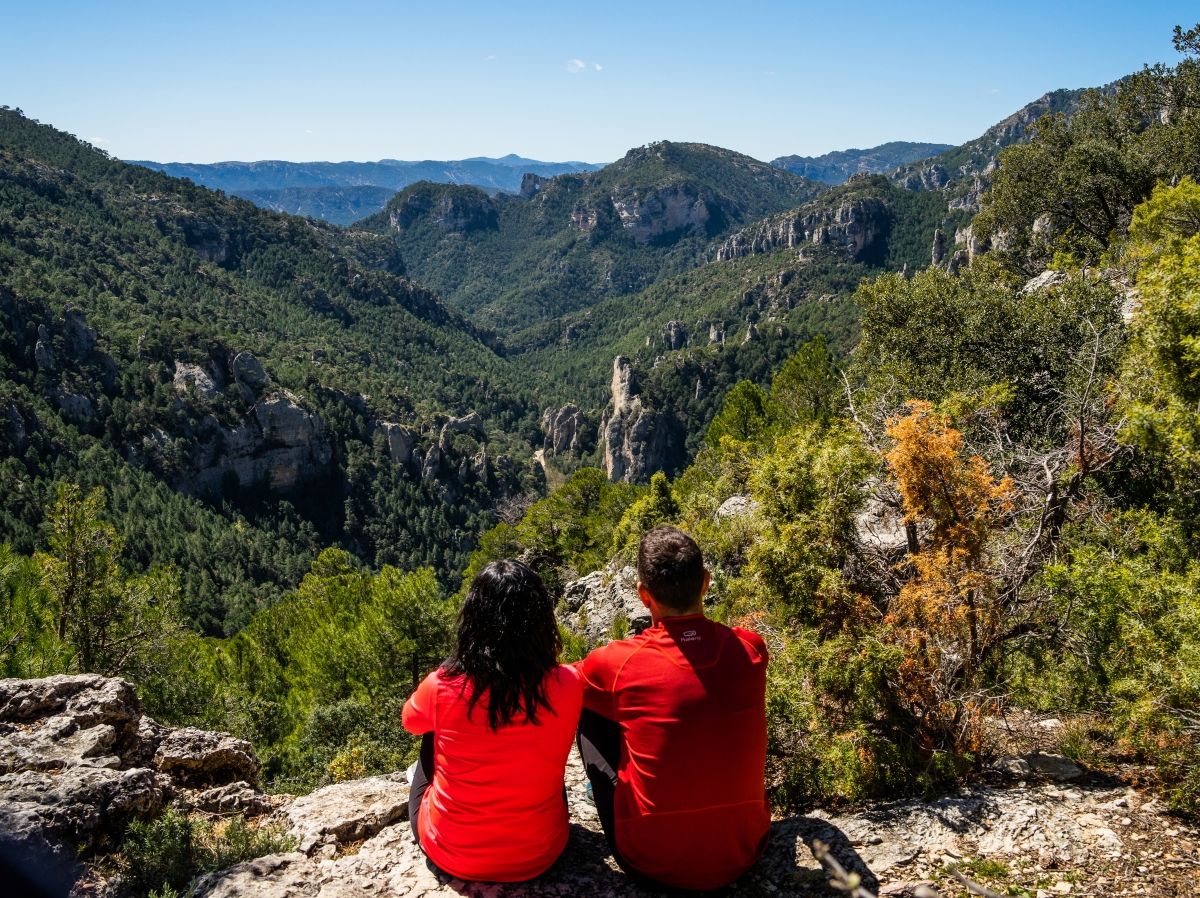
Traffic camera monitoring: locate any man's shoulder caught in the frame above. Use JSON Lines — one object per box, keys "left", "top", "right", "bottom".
{"left": 723, "top": 623, "right": 768, "bottom": 661}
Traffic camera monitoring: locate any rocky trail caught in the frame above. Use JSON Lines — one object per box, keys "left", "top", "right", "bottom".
{"left": 1, "top": 675, "right": 1196, "bottom": 898}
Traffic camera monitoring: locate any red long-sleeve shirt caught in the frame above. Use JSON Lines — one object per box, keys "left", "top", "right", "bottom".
{"left": 401, "top": 664, "right": 582, "bottom": 882}
{"left": 577, "top": 614, "right": 771, "bottom": 891}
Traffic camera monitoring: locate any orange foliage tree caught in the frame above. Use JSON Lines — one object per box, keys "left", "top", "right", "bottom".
{"left": 884, "top": 401, "right": 1014, "bottom": 753}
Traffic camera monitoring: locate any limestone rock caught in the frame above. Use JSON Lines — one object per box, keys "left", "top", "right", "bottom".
{"left": 0, "top": 766, "right": 170, "bottom": 851}
{"left": 1026, "top": 752, "right": 1082, "bottom": 781}
{"left": 189, "top": 781, "right": 274, "bottom": 817}
{"left": 155, "top": 727, "right": 261, "bottom": 788}
{"left": 716, "top": 196, "right": 890, "bottom": 263}
{"left": 932, "top": 228, "right": 946, "bottom": 266}
{"left": 281, "top": 774, "right": 410, "bottom": 854}
{"left": 421, "top": 442, "right": 442, "bottom": 480}
{"left": 3, "top": 402, "right": 26, "bottom": 452}
{"left": 439, "top": 411, "right": 486, "bottom": 445}
{"left": 662, "top": 320, "right": 687, "bottom": 350}
{"left": 1021, "top": 269, "right": 1071, "bottom": 294}
{"left": 559, "top": 565, "right": 649, "bottom": 643}
{"left": 55, "top": 388, "right": 95, "bottom": 422}
{"left": 184, "top": 388, "right": 332, "bottom": 496}
{"left": 34, "top": 339, "right": 55, "bottom": 371}
{"left": 63, "top": 308, "right": 98, "bottom": 357}
{"left": 611, "top": 183, "right": 725, "bottom": 244}
{"left": 598, "top": 357, "right": 680, "bottom": 483}
{"left": 232, "top": 350, "right": 269, "bottom": 401}
{"left": 716, "top": 495, "right": 760, "bottom": 519}
{"left": 541, "top": 404, "right": 589, "bottom": 455}
{"left": 380, "top": 421, "right": 416, "bottom": 467}
{"left": 173, "top": 361, "right": 218, "bottom": 400}
{"left": 519, "top": 172, "right": 546, "bottom": 198}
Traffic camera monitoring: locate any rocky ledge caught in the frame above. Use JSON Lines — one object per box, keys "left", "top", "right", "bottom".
{"left": 0, "top": 675, "right": 278, "bottom": 890}
{"left": 3, "top": 675, "right": 1196, "bottom": 898}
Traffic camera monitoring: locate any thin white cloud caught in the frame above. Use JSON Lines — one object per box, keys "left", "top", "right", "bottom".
{"left": 594, "top": 63, "right": 602, "bottom": 71}
{"left": 88, "top": 136, "right": 109, "bottom": 145}
{"left": 484, "top": 54, "right": 496, "bottom": 61}
{"left": 566, "top": 58, "right": 586, "bottom": 74}
{"left": 305, "top": 129, "right": 314, "bottom": 134}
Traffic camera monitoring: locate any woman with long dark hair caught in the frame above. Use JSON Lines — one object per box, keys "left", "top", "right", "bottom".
{"left": 402, "top": 559, "right": 582, "bottom": 882}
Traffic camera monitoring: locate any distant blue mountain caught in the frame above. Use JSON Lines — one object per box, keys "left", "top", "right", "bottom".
{"left": 771, "top": 141, "right": 952, "bottom": 184}
{"left": 127, "top": 156, "right": 607, "bottom": 225}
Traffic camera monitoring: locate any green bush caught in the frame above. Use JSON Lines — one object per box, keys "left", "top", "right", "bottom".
{"left": 120, "top": 807, "right": 295, "bottom": 897}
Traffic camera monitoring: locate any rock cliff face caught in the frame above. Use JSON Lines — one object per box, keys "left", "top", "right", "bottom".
{"left": 888, "top": 88, "right": 1092, "bottom": 213}
{"left": 598, "top": 357, "right": 681, "bottom": 483}
{"left": 715, "top": 194, "right": 890, "bottom": 263}
{"left": 541, "top": 404, "right": 591, "bottom": 455}
{"left": 387, "top": 186, "right": 499, "bottom": 233}
{"left": 610, "top": 182, "right": 726, "bottom": 244}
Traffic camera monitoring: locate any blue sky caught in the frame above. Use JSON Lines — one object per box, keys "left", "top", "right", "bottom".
{"left": 3, "top": 1, "right": 1195, "bottom": 164}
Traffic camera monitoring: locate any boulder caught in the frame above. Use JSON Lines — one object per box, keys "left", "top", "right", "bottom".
{"left": 232, "top": 350, "right": 269, "bottom": 401}
{"left": 716, "top": 495, "right": 760, "bottom": 520}
{"left": 189, "top": 781, "right": 274, "bottom": 817}
{"left": 281, "top": 774, "right": 410, "bottom": 854}
{"left": 560, "top": 565, "right": 649, "bottom": 643}
{"left": 0, "top": 766, "right": 170, "bottom": 850}
{"left": 173, "top": 360, "right": 218, "bottom": 400}
{"left": 154, "top": 727, "right": 261, "bottom": 788}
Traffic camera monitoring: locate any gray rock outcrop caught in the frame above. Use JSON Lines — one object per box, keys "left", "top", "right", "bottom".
{"left": 716, "top": 195, "right": 890, "bottom": 263}
{"left": 233, "top": 350, "right": 269, "bottom": 401}
{"left": 541, "top": 404, "right": 589, "bottom": 455}
{"left": 154, "top": 727, "right": 261, "bottom": 788}
{"left": 190, "top": 745, "right": 1184, "bottom": 898}
{"left": 598, "top": 357, "right": 678, "bottom": 483}
{"left": 559, "top": 565, "right": 648, "bottom": 643}
{"left": 174, "top": 361, "right": 219, "bottom": 400}
{"left": 0, "top": 675, "right": 271, "bottom": 881}
{"left": 439, "top": 411, "right": 486, "bottom": 445}
{"left": 611, "top": 183, "right": 724, "bottom": 244}
{"left": 519, "top": 173, "right": 546, "bottom": 199}
{"left": 186, "top": 390, "right": 332, "bottom": 495}
{"left": 662, "top": 320, "right": 687, "bottom": 350}
{"left": 380, "top": 421, "right": 416, "bottom": 467}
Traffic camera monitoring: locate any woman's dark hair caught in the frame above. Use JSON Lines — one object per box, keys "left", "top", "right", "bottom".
{"left": 442, "top": 559, "right": 562, "bottom": 730}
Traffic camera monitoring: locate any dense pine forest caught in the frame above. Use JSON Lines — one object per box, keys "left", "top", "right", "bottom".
{"left": 2, "top": 22, "right": 1199, "bottom": 847}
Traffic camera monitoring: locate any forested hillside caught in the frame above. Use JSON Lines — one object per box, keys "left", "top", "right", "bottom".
{"left": 354, "top": 141, "right": 826, "bottom": 334}
{"left": 0, "top": 107, "right": 548, "bottom": 632}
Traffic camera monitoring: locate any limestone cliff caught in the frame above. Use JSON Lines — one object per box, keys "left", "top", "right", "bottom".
{"left": 716, "top": 186, "right": 891, "bottom": 263}
{"left": 597, "top": 357, "right": 681, "bottom": 483}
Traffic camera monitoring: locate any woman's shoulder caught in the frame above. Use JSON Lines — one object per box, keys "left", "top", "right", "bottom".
{"left": 547, "top": 663, "right": 584, "bottom": 696}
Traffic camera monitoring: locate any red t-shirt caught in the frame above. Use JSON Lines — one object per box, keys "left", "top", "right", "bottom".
{"left": 401, "top": 664, "right": 583, "bottom": 882}
{"left": 577, "top": 614, "right": 770, "bottom": 891}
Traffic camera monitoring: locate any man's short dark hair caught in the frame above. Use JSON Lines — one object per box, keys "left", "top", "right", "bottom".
{"left": 638, "top": 526, "right": 705, "bottom": 612}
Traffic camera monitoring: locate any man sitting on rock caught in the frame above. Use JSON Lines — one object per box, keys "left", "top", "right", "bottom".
{"left": 576, "top": 526, "right": 771, "bottom": 891}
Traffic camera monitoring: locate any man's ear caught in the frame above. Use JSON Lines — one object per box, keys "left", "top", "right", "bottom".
{"left": 700, "top": 569, "right": 711, "bottom": 600}
{"left": 637, "top": 581, "right": 653, "bottom": 609}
